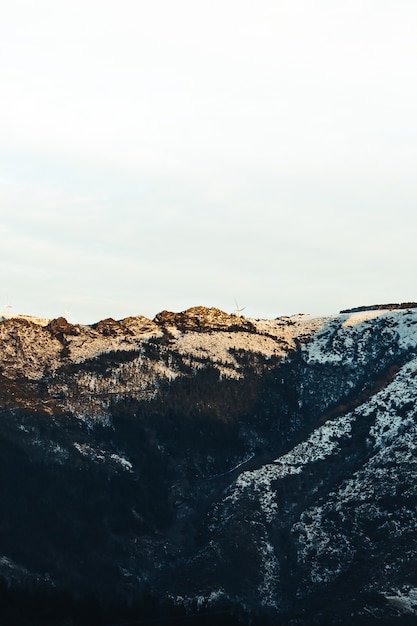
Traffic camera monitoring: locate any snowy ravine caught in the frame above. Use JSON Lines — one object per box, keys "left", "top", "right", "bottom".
{"left": 1, "top": 304, "right": 417, "bottom": 623}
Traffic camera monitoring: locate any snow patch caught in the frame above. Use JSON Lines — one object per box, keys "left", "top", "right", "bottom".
{"left": 384, "top": 588, "right": 417, "bottom": 614}
{"left": 110, "top": 453, "right": 133, "bottom": 471}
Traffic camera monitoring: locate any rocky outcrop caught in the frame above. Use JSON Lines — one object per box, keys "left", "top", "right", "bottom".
{"left": 153, "top": 305, "right": 256, "bottom": 332}
{"left": 47, "top": 316, "right": 80, "bottom": 337}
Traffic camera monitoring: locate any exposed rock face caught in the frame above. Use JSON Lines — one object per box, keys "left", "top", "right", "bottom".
{"left": 153, "top": 305, "right": 256, "bottom": 332}
{"left": 47, "top": 316, "right": 80, "bottom": 337}
{"left": 1, "top": 306, "right": 417, "bottom": 623}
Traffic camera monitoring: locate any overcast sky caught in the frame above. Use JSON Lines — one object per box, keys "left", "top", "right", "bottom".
{"left": 1, "top": 0, "right": 416, "bottom": 324}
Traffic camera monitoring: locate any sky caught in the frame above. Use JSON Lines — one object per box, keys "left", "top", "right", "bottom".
{"left": 1, "top": 0, "right": 416, "bottom": 324}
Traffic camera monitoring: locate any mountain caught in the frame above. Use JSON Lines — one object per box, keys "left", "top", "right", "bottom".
{"left": 1, "top": 305, "right": 417, "bottom": 625}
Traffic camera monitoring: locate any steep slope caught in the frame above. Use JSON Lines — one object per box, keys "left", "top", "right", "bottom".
{"left": 0, "top": 306, "right": 417, "bottom": 623}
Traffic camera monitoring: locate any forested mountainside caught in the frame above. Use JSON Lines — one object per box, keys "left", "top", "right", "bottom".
{"left": 1, "top": 305, "right": 417, "bottom": 625}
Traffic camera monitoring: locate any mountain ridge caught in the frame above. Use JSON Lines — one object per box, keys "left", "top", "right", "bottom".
{"left": 0, "top": 304, "right": 417, "bottom": 624}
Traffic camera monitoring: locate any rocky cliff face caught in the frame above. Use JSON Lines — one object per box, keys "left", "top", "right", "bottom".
{"left": 1, "top": 306, "right": 417, "bottom": 624}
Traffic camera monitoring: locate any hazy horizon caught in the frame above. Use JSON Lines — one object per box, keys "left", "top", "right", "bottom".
{"left": 1, "top": 0, "right": 416, "bottom": 325}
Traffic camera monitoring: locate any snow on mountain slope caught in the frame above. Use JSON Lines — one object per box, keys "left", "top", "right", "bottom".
{"left": 0, "top": 308, "right": 327, "bottom": 418}
{"left": 304, "top": 308, "right": 417, "bottom": 366}
{"left": 170, "top": 313, "right": 417, "bottom": 620}
{"left": 0, "top": 309, "right": 304, "bottom": 378}
{"left": 1, "top": 304, "right": 417, "bottom": 623}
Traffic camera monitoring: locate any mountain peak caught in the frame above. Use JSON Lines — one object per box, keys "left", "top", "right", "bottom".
{"left": 153, "top": 305, "right": 254, "bottom": 331}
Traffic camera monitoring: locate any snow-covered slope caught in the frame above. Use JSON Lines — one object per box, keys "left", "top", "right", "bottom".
{"left": 1, "top": 304, "right": 417, "bottom": 624}
{"left": 0, "top": 308, "right": 326, "bottom": 419}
